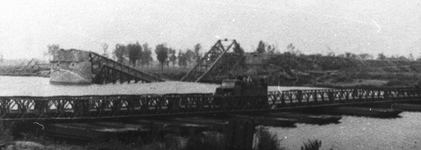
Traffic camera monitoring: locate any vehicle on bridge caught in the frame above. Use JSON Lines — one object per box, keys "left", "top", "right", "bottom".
{"left": 213, "top": 77, "right": 269, "bottom": 109}
{"left": 214, "top": 77, "right": 267, "bottom": 96}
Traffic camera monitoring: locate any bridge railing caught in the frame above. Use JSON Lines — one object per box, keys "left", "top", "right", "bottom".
{"left": 0, "top": 88, "right": 420, "bottom": 120}
{"left": 267, "top": 88, "right": 421, "bottom": 108}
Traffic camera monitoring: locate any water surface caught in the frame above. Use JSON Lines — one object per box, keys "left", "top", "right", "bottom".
{"left": 0, "top": 76, "right": 322, "bottom": 96}
{"left": 271, "top": 112, "right": 421, "bottom": 150}
{"left": 3, "top": 76, "right": 418, "bottom": 150}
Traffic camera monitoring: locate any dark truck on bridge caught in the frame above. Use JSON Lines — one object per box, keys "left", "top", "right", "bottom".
{"left": 213, "top": 78, "right": 269, "bottom": 108}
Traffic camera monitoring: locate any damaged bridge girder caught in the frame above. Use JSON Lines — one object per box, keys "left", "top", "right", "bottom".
{"left": 181, "top": 39, "right": 244, "bottom": 82}
{"left": 88, "top": 52, "right": 163, "bottom": 84}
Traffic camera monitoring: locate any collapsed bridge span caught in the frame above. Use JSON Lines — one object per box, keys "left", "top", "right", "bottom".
{"left": 50, "top": 49, "right": 163, "bottom": 84}
{"left": 181, "top": 39, "right": 245, "bottom": 82}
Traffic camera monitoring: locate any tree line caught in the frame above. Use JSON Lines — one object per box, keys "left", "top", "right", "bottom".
{"left": 108, "top": 42, "right": 203, "bottom": 71}
{"left": 43, "top": 43, "right": 202, "bottom": 71}
{"left": 43, "top": 41, "right": 421, "bottom": 71}
{"left": 253, "top": 40, "right": 421, "bottom": 61}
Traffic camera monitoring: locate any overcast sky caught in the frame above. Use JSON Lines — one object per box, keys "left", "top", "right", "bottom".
{"left": 0, "top": 0, "right": 420, "bottom": 59}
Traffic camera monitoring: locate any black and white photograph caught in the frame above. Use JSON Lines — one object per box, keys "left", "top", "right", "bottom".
{"left": 0, "top": 0, "right": 420, "bottom": 149}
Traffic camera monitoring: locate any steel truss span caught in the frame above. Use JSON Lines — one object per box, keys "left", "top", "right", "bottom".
{"left": 181, "top": 39, "right": 243, "bottom": 82}
{"left": 88, "top": 52, "right": 163, "bottom": 84}
{"left": 0, "top": 88, "right": 419, "bottom": 120}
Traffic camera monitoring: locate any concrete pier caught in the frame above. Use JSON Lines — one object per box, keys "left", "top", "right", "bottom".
{"left": 50, "top": 49, "right": 92, "bottom": 84}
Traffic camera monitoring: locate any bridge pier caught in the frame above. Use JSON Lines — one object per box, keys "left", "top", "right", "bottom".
{"left": 352, "top": 89, "right": 358, "bottom": 99}
{"left": 47, "top": 50, "right": 164, "bottom": 85}
{"left": 34, "top": 100, "right": 49, "bottom": 113}
{"left": 73, "top": 100, "right": 89, "bottom": 115}
{"left": 328, "top": 91, "right": 334, "bottom": 102}
{"left": 168, "top": 97, "right": 180, "bottom": 112}
{"left": 297, "top": 91, "right": 303, "bottom": 104}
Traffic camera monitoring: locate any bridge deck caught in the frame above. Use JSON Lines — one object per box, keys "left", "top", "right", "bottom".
{"left": 0, "top": 88, "right": 419, "bottom": 120}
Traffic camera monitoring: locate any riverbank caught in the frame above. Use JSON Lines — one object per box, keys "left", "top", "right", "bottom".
{"left": 1, "top": 69, "right": 417, "bottom": 89}
{"left": 0, "top": 62, "right": 50, "bottom": 78}
{"left": 3, "top": 56, "right": 421, "bottom": 89}
{"left": 143, "top": 68, "right": 420, "bottom": 88}
{"left": 0, "top": 72, "right": 49, "bottom": 78}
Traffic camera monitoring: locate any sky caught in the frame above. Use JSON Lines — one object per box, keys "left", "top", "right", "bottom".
{"left": 0, "top": 0, "right": 420, "bottom": 60}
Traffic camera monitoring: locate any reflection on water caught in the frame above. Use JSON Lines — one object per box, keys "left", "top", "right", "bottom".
{"left": 270, "top": 112, "right": 421, "bottom": 150}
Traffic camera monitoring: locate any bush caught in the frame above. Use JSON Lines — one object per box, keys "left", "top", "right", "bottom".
{"left": 255, "top": 127, "right": 285, "bottom": 150}
{"left": 301, "top": 139, "right": 322, "bottom": 150}
{"left": 0, "top": 123, "right": 13, "bottom": 147}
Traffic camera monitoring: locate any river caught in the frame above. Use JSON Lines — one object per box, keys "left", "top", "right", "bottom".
{"left": 1, "top": 76, "right": 421, "bottom": 149}
{"left": 0, "top": 76, "right": 322, "bottom": 96}
{"left": 271, "top": 112, "right": 421, "bottom": 150}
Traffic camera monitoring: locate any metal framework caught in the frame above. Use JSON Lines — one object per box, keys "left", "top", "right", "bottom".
{"left": 181, "top": 39, "right": 243, "bottom": 82}
{"left": 88, "top": 53, "right": 163, "bottom": 84}
{"left": 11, "top": 59, "right": 48, "bottom": 74}
{"left": 0, "top": 88, "right": 419, "bottom": 120}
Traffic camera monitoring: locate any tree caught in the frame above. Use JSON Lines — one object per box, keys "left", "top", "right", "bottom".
{"left": 0, "top": 53, "right": 3, "bottom": 63}
{"left": 178, "top": 51, "right": 188, "bottom": 68}
{"left": 409, "top": 53, "right": 414, "bottom": 61}
{"left": 287, "top": 43, "right": 295, "bottom": 51}
{"left": 377, "top": 53, "right": 386, "bottom": 60}
{"left": 127, "top": 42, "right": 142, "bottom": 68}
{"left": 102, "top": 43, "right": 109, "bottom": 58}
{"left": 286, "top": 43, "right": 301, "bottom": 55}
{"left": 233, "top": 42, "right": 244, "bottom": 55}
{"left": 169, "top": 48, "right": 177, "bottom": 67}
{"left": 391, "top": 55, "right": 410, "bottom": 61}
{"left": 399, "top": 56, "right": 410, "bottom": 61}
{"left": 185, "top": 49, "right": 196, "bottom": 66}
{"left": 113, "top": 44, "right": 127, "bottom": 63}
{"left": 233, "top": 42, "right": 246, "bottom": 68}
{"left": 194, "top": 43, "right": 202, "bottom": 64}
{"left": 344, "top": 52, "right": 357, "bottom": 59}
{"left": 256, "top": 41, "right": 266, "bottom": 53}
{"left": 45, "top": 44, "right": 60, "bottom": 61}
{"left": 155, "top": 44, "right": 169, "bottom": 71}
{"left": 358, "top": 53, "right": 373, "bottom": 60}
{"left": 267, "top": 45, "right": 276, "bottom": 54}
{"left": 141, "top": 43, "right": 153, "bottom": 67}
